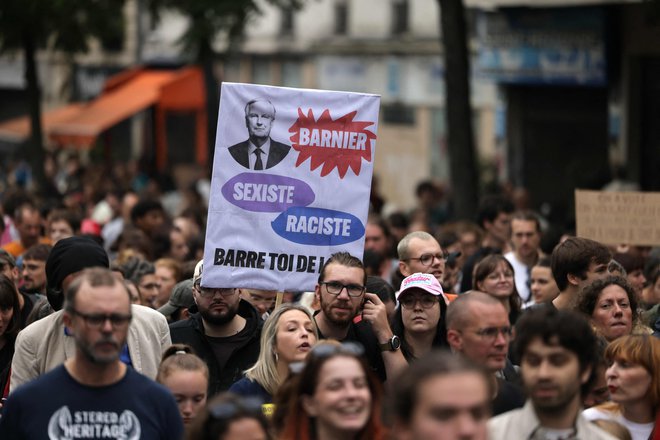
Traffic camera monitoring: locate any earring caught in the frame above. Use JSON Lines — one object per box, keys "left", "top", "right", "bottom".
{"left": 274, "top": 352, "right": 279, "bottom": 362}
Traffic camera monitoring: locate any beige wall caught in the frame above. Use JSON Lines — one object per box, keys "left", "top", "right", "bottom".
{"left": 374, "top": 108, "right": 431, "bottom": 212}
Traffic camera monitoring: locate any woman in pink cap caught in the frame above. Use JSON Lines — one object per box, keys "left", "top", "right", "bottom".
{"left": 390, "top": 273, "right": 449, "bottom": 362}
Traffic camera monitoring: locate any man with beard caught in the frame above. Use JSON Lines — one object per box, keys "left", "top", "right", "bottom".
{"left": 313, "top": 251, "right": 407, "bottom": 383}
{"left": 20, "top": 243, "right": 51, "bottom": 295}
{"left": 488, "top": 307, "right": 617, "bottom": 440}
{"left": 169, "top": 260, "right": 262, "bottom": 396}
{"left": 0, "top": 268, "right": 183, "bottom": 439}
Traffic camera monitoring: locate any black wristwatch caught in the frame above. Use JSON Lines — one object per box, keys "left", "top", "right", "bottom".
{"left": 379, "top": 335, "right": 401, "bottom": 352}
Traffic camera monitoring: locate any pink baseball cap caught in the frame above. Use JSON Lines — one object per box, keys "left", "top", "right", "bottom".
{"left": 397, "top": 273, "right": 447, "bottom": 304}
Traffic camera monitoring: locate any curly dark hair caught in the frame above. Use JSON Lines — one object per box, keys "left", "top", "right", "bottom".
{"left": 575, "top": 275, "right": 639, "bottom": 325}
{"left": 514, "top": 307, "right": 599, "bottom": 396}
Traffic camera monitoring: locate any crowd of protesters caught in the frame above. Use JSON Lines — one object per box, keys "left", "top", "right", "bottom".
{"left": 0, "top": 156, "right": 658, "bottom": 439}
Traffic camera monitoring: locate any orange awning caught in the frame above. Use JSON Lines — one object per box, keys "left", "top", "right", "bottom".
{"left": 48, "top": 70, "right": 178, "bottom": 148}
{"left": 0, "top": 103, "right": 85, "bottom": 143}
{"left": 0, "top": 67, "right": 208, "bottom": 169}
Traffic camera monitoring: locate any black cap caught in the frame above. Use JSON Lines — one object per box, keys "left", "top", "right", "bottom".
{"left": 45, "top": 236, "right": 109, "bottom": 310}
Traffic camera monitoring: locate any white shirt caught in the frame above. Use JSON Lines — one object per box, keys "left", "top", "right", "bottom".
{"left": 505, "top": 251, "right": 531, "bottom": 302}
{"left": 248, "top": 138, "right": 272, "bottom": 170}
{"left": 583, "top": 407, "right": 654, "bottom": 440}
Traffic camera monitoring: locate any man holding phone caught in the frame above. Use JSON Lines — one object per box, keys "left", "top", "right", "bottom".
{"left": 313, "top": 251, "right": 407, "bottom": 383}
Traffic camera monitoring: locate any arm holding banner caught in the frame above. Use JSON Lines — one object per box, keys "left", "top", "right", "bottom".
{"left": 361, "top": 292, "right": 408, "bottom": 382}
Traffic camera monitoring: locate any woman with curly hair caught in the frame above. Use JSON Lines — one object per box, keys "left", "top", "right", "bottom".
{"left": 575, "top": 276, "right": 649, "bottom": 342}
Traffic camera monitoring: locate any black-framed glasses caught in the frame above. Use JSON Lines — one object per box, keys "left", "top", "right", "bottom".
{"left": 309, "top": 341, "right": 365, "bottom": 359}
{"left": 320, "top": 281, "right": 365, "bottom": 297}
{"left": 70, "top": 309, "right": 132, "bottom": 329}
{"left": 209, "top": 396, "right": 264, "bottom": 420}
{"left": 405, "top": 252, "right": 448, "bottom": 266}
{"left": 473, "top": 326, "right": 512, "bottom": 341}
{"left": 195, "top": 285, "right": 237, "bottom": 299}
{"left": 399, "top": 294, "right": 439, "bottom": 309}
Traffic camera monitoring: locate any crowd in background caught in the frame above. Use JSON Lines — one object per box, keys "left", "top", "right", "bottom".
{"left": 0, "top": 153, "right": 658, "bottom": 439}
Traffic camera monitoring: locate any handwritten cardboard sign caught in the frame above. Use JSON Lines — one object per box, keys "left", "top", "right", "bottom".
{"left": 575, "top": 189, "right": 660, "bottom": 246}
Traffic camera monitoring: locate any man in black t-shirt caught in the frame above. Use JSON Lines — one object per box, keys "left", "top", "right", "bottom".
{"left": 0, "top": 268, "right": 182, "bottom": 439}
{"left": 313, "top": 251, "right": 407, "bottom": 383}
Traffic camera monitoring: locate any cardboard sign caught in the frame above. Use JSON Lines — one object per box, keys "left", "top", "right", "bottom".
{"left": 202, "top": 82, "right": 380, "bottom": 291}
{"left": 575, "top": 189, "right": 660, "bottom": 246}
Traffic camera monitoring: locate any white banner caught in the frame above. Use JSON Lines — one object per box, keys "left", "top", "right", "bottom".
{"left": 202, "top": 82, "right": 380, "bottom": 291}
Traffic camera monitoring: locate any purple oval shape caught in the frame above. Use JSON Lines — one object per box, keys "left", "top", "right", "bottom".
{"left": 221, "top": 173, "right": 315, "bottom": 212}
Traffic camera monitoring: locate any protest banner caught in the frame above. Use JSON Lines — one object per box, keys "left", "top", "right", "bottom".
{"left": 575, "top": 189, "right": 660, "bottom": 246}
{"left": 202, "top": 82, "right": 380, "bottom": 291}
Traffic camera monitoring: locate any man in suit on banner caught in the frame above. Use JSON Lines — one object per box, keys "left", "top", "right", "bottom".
{"left": 229, "top": 98, "right": 291, "bottom": 170}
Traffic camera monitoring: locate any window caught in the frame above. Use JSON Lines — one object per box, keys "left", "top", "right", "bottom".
{"left": 335, "top": 1, "right": 348, "bottom": 35}
{"left": 382, "top": 102, "right": 415, "bottom": 125}
{"left": 391, "top": 0, "right": 408, "bottom": 35}
{"left": 281, "top": 60, "right": 302, "bottom": 88}
{"left": 281, "top": 8, "right": 294, "bottom": 36}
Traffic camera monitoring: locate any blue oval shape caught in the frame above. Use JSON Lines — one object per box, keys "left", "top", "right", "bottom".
{"left": 271, "top": 207, "right": 365, "bottom": 246}
{"left": 221, "top": 173, "right": 315, "bottom": 212}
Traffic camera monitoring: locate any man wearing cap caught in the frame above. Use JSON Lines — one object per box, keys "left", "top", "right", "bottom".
{"left": 391, "top": 273, "right": 449, "bottom": 361}
{"left": 158, "top": 279, "right": 195, "bottom": 323}
{"left": 446, "top": 291, "right": 525, "bottom": 416}
{"left": 10, "top": 236, "right": 171, "bottom": 391}
{"left": 169, "top": 260, "right": 262, "bottom": 396}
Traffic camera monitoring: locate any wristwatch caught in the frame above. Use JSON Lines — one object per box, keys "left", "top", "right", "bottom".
{"left": 379, "top": 335, "right": 401, "bottom": 352}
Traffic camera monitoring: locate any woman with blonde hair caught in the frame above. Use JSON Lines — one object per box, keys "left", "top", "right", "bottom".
{"left": 229, "top": 303, "right": 317, "bottom": 403}
{"left": 157, "top": 344, "right": 209, "bottom": 426}
{"left": 583, "top": 334, "right": 660, "bottom": 440}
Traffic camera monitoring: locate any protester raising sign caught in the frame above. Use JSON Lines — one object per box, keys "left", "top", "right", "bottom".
{"left": 202, "top": 83, "right": 380, "bottom": 291}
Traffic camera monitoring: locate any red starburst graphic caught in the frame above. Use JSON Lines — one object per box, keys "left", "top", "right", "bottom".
{"left": 288, "top": 108, "right": 377, "bottom": 178}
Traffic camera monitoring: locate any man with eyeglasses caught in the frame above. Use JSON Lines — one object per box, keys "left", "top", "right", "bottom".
{"left": 10, "top": 236, "right": 170, "bottom": 392}
{"left": 398, "top": 231, "right": 447, "bottom": 285}
{"left": 446, "top": 292, "right": 525, "bottom": 416}
{"left": 489, "top": 307, "right": 617, "bottom": 440}
{"left": 0, "top": 268, "right": 184, "bottom": 439}
{"left": 313, "top": 251, "right": 407, "bottom": 383}
{"left": 169, "top": 260, "right": 262, "bottom": 396}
